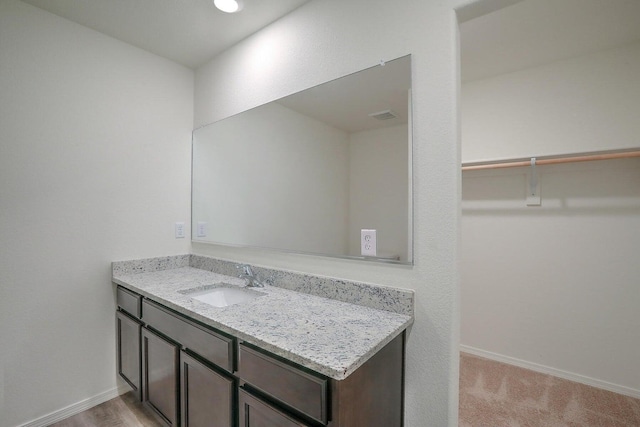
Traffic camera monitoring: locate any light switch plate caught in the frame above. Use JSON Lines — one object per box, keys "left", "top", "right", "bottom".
{"left": 175, "top": 222, "right": 185, "bottom": 238}
{"left": 196, "top": 221, "right": 207, "bottom": 238}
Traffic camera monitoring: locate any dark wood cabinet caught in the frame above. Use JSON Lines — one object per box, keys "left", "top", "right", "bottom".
{"left": 116, "top": 310, "right": 142, "bottom": 400}
{"left": 239, "top": 388, "right": 312, "bottom": 427}
{"left": 181, "top": 351, "right": 234, "bottom": 427}
{"left": 142, "top": 327, "right": 180, "bottom": 427}
{"left": 329, "top": 333, "right": 404, "bottom": 427}
{"left": 239, "top": 334, "right": 404, "bottom": 427}
{"left": 116, "top": 285, "right": 405, "bottom": 427}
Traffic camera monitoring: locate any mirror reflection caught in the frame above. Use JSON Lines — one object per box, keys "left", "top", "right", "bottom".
{"left": 192, "top": 55, "right": 412, "bottom": 264}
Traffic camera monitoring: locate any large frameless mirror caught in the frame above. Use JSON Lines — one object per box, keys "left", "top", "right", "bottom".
{"left": 192, "top": 54, "right": 412, "bottom": 264}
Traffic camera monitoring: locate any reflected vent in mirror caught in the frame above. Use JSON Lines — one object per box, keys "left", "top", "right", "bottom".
{"left": 368, "top": 109, "right": 397, "bottom": 120}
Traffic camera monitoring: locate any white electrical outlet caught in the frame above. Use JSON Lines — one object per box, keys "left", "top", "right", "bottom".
{"left": 175, "top": 222, "right": 185, "bottom": 238}
{"left": 196, "top": 221, "right": 207, "bottom": 238}
{"left": 361, "top": 229, "right": 377, "bottom": 257}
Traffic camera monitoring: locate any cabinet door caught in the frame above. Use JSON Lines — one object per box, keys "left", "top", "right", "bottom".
{"left": 238, "top": 388, "right": 312, "bottom": 427}
{"left": 181, "top": 351, "right": 234, "bottom": 427}
{"left": 116, "top": 310, "right": 142, "bottom": 400}
{"left": 142, "top": 327, "right": 180, "bottom": 427}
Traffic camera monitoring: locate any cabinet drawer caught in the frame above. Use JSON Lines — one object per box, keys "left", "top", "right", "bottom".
{"left": 238, "top": 343, "right": 328, "bottom": 424}
{"left": 117, "top": 286, "right": 142, "bottom": 318}
{"left": 239, "top": 388, "right": 313, "bottom": 427}
{"left": 142, "top": 299, "right": 234, "bottom": 372}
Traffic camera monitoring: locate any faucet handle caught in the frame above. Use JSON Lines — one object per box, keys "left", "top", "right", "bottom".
{"left": 235, "top": 265, "right": 274, "bottom": 288}
{"left": 236, "top": 264, "right": 253, "bottom": 276}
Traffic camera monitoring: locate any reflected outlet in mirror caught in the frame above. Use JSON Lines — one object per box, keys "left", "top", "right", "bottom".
{"left": 192, "top": 55, "right": 413, "bottom": 264}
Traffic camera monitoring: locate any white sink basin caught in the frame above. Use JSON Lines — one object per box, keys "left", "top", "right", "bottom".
{"left": 186, "top": 285, "right": 266, "bottom": 308}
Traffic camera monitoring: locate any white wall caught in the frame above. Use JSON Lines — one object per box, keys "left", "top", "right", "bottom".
{"left": 348, "top": 125, "right": 409, "bottom": 260}
{"left": 462, "top": 41, "right": 640, "bottom": 163}
{"left": 0, "top": 1, "right": 193, "bottom": 426}
{"left": 193, "top": 102, "right": 349, "bottom": 255}
{"left": 461, "top": 42, "right": 640, "bottom": 396}
{"left": 193, "top": 0, "right": 464, "bottom": 425}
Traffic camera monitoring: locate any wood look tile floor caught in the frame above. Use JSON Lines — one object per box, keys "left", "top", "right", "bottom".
{"left": 50, "top": 353, "right": 640, "bottom": 427}
{"left": 48, "top": 392, "right": 163, "bottom": 427}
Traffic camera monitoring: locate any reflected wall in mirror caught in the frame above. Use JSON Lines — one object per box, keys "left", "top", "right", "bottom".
{"left": 192, "top": 55, "right": 412, "bottom": 264}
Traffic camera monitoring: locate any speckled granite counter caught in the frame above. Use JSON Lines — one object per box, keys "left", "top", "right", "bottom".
{"left": 112, "top": 256, "right": 413, "bottom": 380}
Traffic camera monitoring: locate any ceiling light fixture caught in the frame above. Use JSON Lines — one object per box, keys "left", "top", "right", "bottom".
{"left": 214, "top": 0, "right": 243, "bottom": 13}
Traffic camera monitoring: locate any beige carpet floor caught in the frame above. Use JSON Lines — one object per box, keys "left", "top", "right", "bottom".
{"left": 459, "top": 352, "right": 640, "bottom": 427}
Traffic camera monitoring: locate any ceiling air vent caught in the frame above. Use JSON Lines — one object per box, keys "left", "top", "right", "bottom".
{"left": 368, "top": 109, "right": 397, "bottom": 121}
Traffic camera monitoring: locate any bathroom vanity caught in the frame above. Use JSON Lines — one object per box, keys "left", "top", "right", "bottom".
{"left": 113, "top": 255, "right": 413, "bottom": 427}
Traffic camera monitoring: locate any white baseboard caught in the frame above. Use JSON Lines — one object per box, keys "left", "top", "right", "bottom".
{"left": 16, "top": 385, "right": 130, "bottom": 427}
{"left": 460, "top": 345, "right": 640, "bottom": 399}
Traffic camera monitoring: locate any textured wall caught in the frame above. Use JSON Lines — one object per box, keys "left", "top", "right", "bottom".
{"left": 0, "top": 1, "right": 193, "bottom": 426}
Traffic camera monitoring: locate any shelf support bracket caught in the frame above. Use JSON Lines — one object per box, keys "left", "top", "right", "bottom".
{"left": 526, "top": 157, "right": 541, "bottom": 206}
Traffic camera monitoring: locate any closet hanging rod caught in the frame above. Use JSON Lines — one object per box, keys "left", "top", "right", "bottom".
{"left": 461, "top": 150, "right": 640, "bottom": 171}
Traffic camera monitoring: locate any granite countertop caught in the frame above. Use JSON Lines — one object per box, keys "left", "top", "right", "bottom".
{"left": 113, "top": 265, "right": 413, "bottom": 380}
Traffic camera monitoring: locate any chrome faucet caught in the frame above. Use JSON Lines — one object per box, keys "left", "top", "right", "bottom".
{"left": 237, "top": 264, "right": 267, "bottom": 288}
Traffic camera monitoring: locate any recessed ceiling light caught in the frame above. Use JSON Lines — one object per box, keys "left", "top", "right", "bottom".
{"left": 214, "top": 0, "right": 243, "bottom": 13}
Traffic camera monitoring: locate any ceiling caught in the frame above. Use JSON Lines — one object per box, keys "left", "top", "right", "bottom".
{"left": 21, "top": 0, "right": 310, "bottom": 69}
{"left": 461, "top": 0, "right": 640, "bottom": 82}
{"left": 20, "top": 0, "right": 640, "bottom": 91}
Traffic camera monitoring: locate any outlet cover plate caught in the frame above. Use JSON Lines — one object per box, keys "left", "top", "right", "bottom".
{"left": 361, "top": 229, "right": 377, "bottom": 256}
